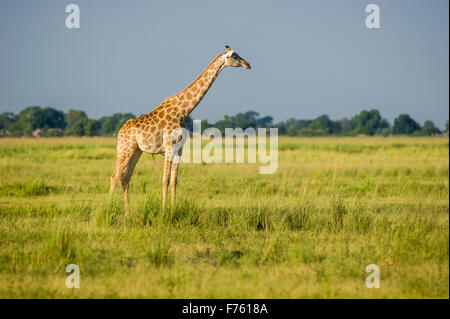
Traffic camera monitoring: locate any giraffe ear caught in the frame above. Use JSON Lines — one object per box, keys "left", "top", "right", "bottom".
{"left": 225, "top": 45, "right": 231, "bottom": 52}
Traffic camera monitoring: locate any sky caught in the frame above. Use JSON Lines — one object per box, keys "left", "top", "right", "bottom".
{"left": 0, "top": 0, "right": 448, "bottom": 128}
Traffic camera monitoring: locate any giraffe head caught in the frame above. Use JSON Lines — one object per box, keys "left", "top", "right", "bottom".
{"left": 223, "top": 45, "right": 251, "bottom": 69}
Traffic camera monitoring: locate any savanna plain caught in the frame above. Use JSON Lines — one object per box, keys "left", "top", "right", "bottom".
{"left": 0, "top": 136, "right": 448, "bottom": 298}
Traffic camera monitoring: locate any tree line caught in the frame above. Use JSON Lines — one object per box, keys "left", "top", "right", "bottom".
{"left": 0, "top": 107, "right": 135, "bottom": 137}
{"left": 0, "top": 106, "right": 448, "bottom": 137}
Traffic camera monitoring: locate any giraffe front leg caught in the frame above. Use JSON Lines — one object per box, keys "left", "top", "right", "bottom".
{"left": 170, "top": 161, "right": 179, "bottom": 207}
{"left": 122, "top": 183, "right": 130, "bottom": 216}
{"left": 169, "top": 147, "right": 182, "bottom": 207}
{"left": 162, "top": 150, "right": 173, "bottom": 211}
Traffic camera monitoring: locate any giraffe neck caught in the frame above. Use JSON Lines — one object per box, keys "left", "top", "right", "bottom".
{"left": 171, "top": 54, "right": 226, "bottom": 118}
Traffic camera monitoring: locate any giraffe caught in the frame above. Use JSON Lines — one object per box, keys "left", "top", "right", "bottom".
{"left": 110, "top": 45, "right": 251, "bottom": 215}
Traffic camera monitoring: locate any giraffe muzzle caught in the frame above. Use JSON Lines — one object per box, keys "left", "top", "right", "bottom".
{"left": 241, "top": 61, "right": 251, "bottom": 69}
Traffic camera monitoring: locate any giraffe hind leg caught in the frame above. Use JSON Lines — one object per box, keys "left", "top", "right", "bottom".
{"left": 109, "top": 146, "right": 137, "bottom": 196}
{"left": 110, "top": 133, "right": 139, "bottom": 195}
{"left": 110, "top": 156, "right": 127, "bottom": 196}
{"left": 120, "top": 149, "right": 142, "bottom": 216}
{"left": 110, "top": 161, "right": 121, "bottom": 195}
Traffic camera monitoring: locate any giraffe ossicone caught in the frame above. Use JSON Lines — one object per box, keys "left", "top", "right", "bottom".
{"left": 109, "top": 46, "right": 251, "bottom": 214}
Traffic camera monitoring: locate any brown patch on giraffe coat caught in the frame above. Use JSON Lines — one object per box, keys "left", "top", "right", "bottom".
{"left": 158, "top": 120, "right": 166, "bottom": 128}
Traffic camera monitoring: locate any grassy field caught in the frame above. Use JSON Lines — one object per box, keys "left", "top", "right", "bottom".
{"left": 0, "top": 136, "right": 448, "bottom": 298}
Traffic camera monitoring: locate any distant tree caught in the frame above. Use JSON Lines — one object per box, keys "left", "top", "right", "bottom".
{"left": 274, "top": 121, "right": 287, "bottom": 135}
{"left": 444, "top": 120, "right": 449, "bottom": 135}
{"left": 100, "top": 118, "right": 114, "bottom": 135}
{"left": 381, "top": 128, "right": 390, "bottom": 137}
{"left": 287, "top": 125, "right": 299, "bottom": 136}
{"left": 339, "top": 117, "right": 352, "bottom": 133}
{"left": 309, "top": 115, "right": 330, "bottom": 133}
{"left": 377, "top": 118, "right": 390, "bottom": 134}
{"left": 331, "top": 120, "right": 342, "bottom": 134}
{"left": 234, "top": 111, "right": 259, "bottom": 129}
{"left": 85, "top": 119, "right": 100, "bottom": 136}
{"left": 257, "top": 115, "right": 273, "bottom": 128}
{"left": 295, "top": 119, "right": 312, "bottom": 131}
{"left": 214, "top": 111, "right": 271, "bottom": 134}
{"left": 72, "top": 118, "right": 87, "bottom": 136}
{"left": 299, "top": 114, "right": 341, "bottom": 136}
{"left": 215, "top": 115, "right": 234, "bottom": 134}
{"left": 65, "top": 110, "right": 87, "bottom": 128}
{"left": 420, "top": 120, "right": 441, "bottom": 136}
{"left": 351, "top": 109, "right": 382, "bottom": 135}
{"left": 0, "top": 112, "right": 15, "bottom": 135}
{"left": 277, "top": 118, "right": 311, "bottom": 136}
{"left": 392, "top": 114, "right": 421, "bottom": 135}
{"left": 9, "top": 106, "right": 41, "bottom": 136}
{"left": 41, "top": 107, "right": 66, "bottom": 129}
{"left": 305, "top": 114, "right": 333, "bottom": 135}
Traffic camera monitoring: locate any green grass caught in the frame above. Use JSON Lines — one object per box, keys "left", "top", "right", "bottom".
{"left": 0, "top": 136, "right": 448, "bottom": 298}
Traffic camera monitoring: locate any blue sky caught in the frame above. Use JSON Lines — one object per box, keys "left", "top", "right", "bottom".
{"left": 0, "top": 0, "right": 448, "bottom": 128}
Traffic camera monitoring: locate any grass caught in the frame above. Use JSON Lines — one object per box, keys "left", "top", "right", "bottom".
{"left": 0, "top": 136, "right": 448, "bottom": 298}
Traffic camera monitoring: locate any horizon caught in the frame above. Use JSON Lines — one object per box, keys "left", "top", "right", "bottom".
{"left": 1, "top": 104, "right": 443, "bottom": 129}
{"left": 0, "top": 0, "right": 448, "bottom": 128}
